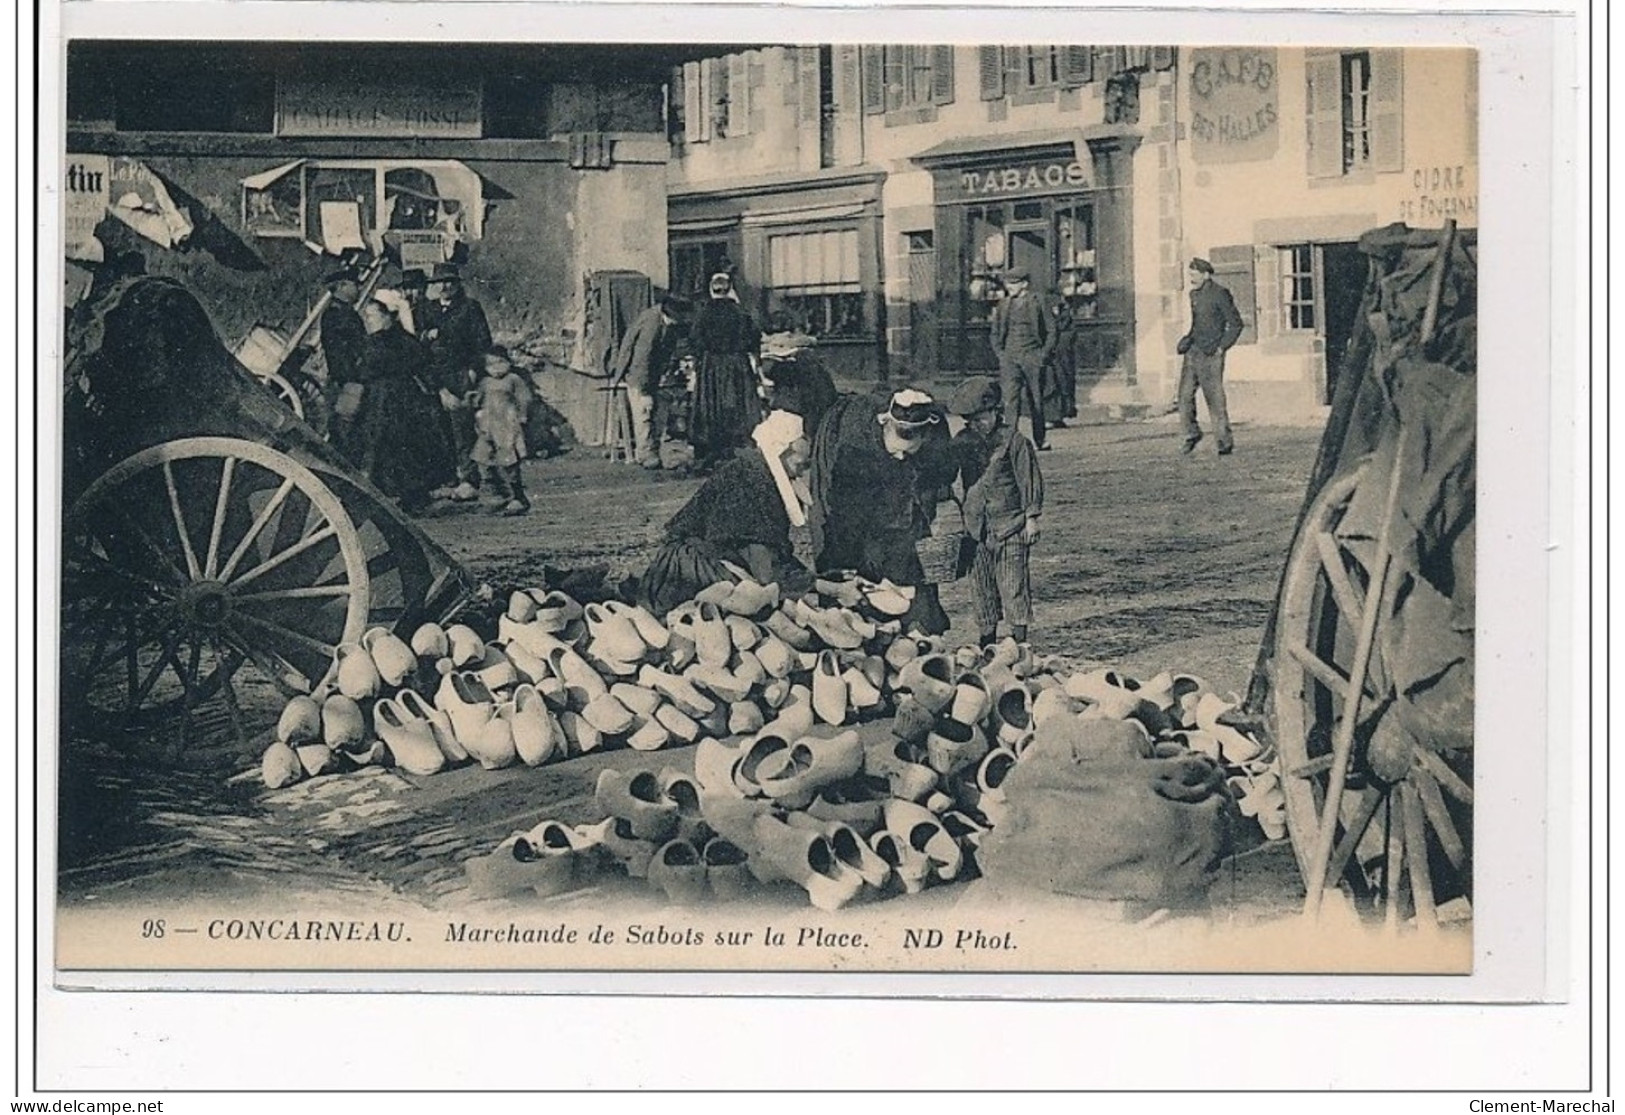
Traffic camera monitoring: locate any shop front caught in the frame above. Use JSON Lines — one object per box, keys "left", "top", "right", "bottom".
{"left": 914, "top": 133, "right": 1138, "bottom": 383}
{"left": 668, "top": 169, "right": 887, "bottom": 381}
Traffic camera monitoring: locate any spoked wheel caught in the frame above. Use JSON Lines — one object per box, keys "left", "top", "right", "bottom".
{"left": 1272, "top": 463, "right": 1473, "bottom": 927}
{"left": 62, "top": 437, "right": 371, "bottom": 731}
{"left": 256, "top": 371, "right": 305, "bottom": 420}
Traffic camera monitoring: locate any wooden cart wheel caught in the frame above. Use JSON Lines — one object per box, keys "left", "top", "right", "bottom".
{"left": 62, "top": 437, "right": 370, "bottom": 724}
{"left": 256, "top": 371, "right": 305, "bottom": 420}
{"left": 1273, "top": 463, "right": 1472, "bottom": 925}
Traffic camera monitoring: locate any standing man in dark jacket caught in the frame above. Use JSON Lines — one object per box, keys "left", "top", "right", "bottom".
{"left": 319, "top": 265, "right": 369, "bottom": 464}
{"left": 611, "top": 294, "right": 686, "bottom": 469}
{"left": 1176, "top": 257, "right": 1246, "bottom": 455}
{"left": 422, "top": 263, "right": 492, "bottom": 499}
{"left": 991, "top": 267, "right": 1052, "bottom": 450}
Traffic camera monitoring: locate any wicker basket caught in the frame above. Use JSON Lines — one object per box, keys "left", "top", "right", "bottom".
{"left": 916, "top": 503, "right": 969, "bottom": 585}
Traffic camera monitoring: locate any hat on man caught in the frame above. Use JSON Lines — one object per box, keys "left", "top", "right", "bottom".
{"left": 1004, "top": 267, "right": 1031, "bottom": 284}
{"left": 323, "top": 264, "right": 361, "bottom": 286}
{"left": 948, "top": 375, "right": 1001, "bottom": 417}
{"left": 1188, "top": 258, "right": 1215, "bottom": 274}
{"left": 878, "top": 388, "right": 943, "bottom": 433}
{"left": 428, "top": 263, "right": 462, "bottom": 283}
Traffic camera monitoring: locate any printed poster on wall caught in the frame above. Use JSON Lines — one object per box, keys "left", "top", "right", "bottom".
{"left": 64, "top": 154, "right": 110, "bottom": 262}
{"left": 1188, "top": 47, "right": 1280, "bottom": 164}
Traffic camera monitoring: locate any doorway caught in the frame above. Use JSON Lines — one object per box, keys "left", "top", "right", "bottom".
{"left": 1319, "top": 241, "right": 1365, "bottom": 403}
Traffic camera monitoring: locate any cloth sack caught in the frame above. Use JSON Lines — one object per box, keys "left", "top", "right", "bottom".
{"left": 977, "top": 718, "right": 1234, "bottom": 909}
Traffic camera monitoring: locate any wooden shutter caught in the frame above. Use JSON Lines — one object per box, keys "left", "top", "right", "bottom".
{"left": 931, "top": 45, "right": 956, "bottom": 104}
{"left": 1305, "top": 52, "right": 1343, "bottom": 179}
{"left": 1151, "top": 46, "right": 1176, "bottom": 71}
{"left": 798, "top": 46, "right": 821, "bottom": 124}
{"left": 1369, "top": 48, "right": 1404, "bottom": 173}
{"left": 885, "top": 48, "right": 908, "bottom": 112}
{"left": 682, "top": 61, "right": 705, "bottom": 142}
{"left": 1061, "top": 45, "right": 1094, "bottom": 87}
{"left": 1210, "top": 245, "right": 1257, "bottom": 346}
{"left": 726, "top": 53, "right": 750, "bottom": 137}
{"left": 978, "top": 45, "right": 1005, "bottom": 100}
{"left": 861, "top": 46, "right": 886, "bottom": 114}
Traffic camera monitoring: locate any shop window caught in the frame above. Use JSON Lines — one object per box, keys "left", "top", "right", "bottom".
{"left": 1280, "top": 244, "right": 1317, "bottom": 330}
{"left": 671, "top": 239, "right": 734, "bottom": 301}
{"left": 1055, "top": 204, "right": 1098, "bottom": 319}
{"left": 1307, "top": 49, "right": 1403, "bottom": 179}
{"left": 965, "top": 204, "right": 1008, "bottom": 325}
{"left": 767, "top": 229, "right": 866, "bottom": 338}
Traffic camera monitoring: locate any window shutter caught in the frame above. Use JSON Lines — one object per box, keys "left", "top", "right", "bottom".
{"left": 978, "top": 45, "right": 1005, "bottom": 100}
{"left": 1003, "top": 45, "right": 1024, "bottom": 94}
{"left": 1151, "top": 46, "right": 1176, "bottom": 71}
{"left": 1061, "top": 45, "right": 1094, "bottom": 87}
{"left": 885, "top": 48, "right": 908, "bottom": 112}
{"left": 930, "top": 45, "right": 956, "bottom": 105}
{"left": 682, "top": 61, "right": 705, "bottom": 142}
{"left": 703, "top": 58, "right": 724, "bottom": 140}
{"left": 1210, "top": 245, "right": 1257, "bottom": 346}
{"left": 861, "top": 46, "right": 886, "bottom": 115}
{"left": 1305, "top": 52, "right": 1343, "bottom": 179}
{"left": 798, "top": 46, "right": 821, "bottom": 125}
{"left": 726, "top": 54, "right": 750, "bottom": 137}
{"left": 1369, "top": 48, "right": 1404, "bottom": 173}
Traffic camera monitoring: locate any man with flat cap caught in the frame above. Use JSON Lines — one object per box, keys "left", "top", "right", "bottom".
{"left": 319, "top": 264, "right": 369, "bottom": 463}
{"left": 991, "top": 267, "right": 1052, "bottom": 450}
{"left": 1175, "top": 257, "right": 1245, "bottom": 455}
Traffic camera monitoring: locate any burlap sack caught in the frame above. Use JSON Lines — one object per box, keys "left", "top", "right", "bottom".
{"left": 977, "top": 718, "right": 1234, "bottom": 909}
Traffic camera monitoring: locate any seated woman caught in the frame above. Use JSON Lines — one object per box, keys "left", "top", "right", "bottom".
{"left": 639, "top": 409, "right": 815, "bottom": 618}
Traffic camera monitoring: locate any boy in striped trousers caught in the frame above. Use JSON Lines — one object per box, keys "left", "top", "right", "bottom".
{"left": 948, "top": 376, "right": 1045, "bottom": 647}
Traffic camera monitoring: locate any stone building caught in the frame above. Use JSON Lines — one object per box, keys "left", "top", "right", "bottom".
{"left": 667, "top": 44, "right": 1478, "bottom": 418}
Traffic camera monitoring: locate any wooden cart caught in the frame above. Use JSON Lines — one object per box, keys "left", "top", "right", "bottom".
{"left": 60, "top": 276, "right": 477, "bottom": 736}
{"left": 1250, "top": 222, "right": 1477, "bottom": 927}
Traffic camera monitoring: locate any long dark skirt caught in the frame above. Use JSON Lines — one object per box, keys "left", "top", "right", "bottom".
{"left": 690, "top": 353, "right": 762, "bottom": 466}
{"left": 360, "top": 380, "right": 454, "bottom": 504}
{"left": 639, "top": 537, "right": 735, "bottom": 619}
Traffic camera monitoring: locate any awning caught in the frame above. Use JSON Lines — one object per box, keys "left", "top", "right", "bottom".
{"left": 742, "top": 202, "right": 872, "bottom": 229}
{"left": 669, "top": 216, "right": 741, "bottom": 235}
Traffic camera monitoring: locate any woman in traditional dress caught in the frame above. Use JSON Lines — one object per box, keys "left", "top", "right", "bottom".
{"left": 687, "top": 271, "right": 764, "bottom": 473}
{"left": 639, "top": 409, "right": 815, "bottom": 618}
{"left": 808, "top": 389, "right": 957, "bottom": 635}
{"left": 357, "top": 299, "right": 453, "bottom": 514}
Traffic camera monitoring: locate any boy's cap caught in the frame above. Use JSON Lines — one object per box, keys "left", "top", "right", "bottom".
{"left": 1188, "top": 258, "right": 1215, "bottom": 274}
{"left": 485, "top": 345, "right": 511, "bottom": 362}
{"left": 948, "top": 376, "right": 1001, "bottom": 417}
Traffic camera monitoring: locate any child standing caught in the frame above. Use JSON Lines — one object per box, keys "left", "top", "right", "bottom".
{"left": 470, "top": 346, "right": 532, "bottom": 517}
{"left": 948, "top": 375, "right": 1044, "bottom": 647}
